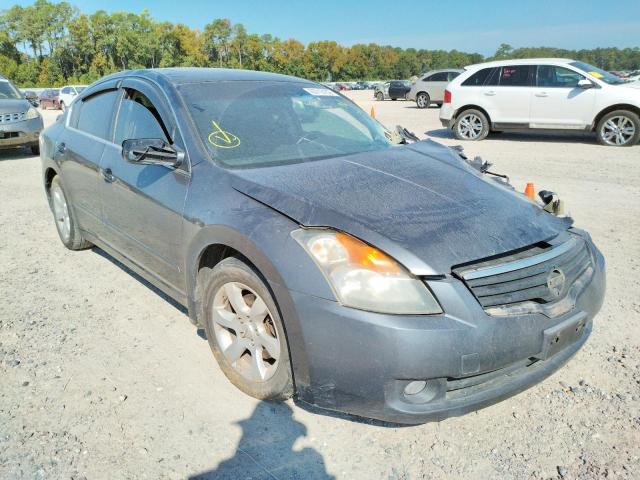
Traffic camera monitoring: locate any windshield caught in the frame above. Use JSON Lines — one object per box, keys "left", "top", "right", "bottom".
{"left": 0, "top": 80, "right": 24, "bottom": 100}
{"left": 180, "top": 81, "right": 393, "bottom": 168}
{"left": 570, "top": 61, "right": 628, "bottom": 85}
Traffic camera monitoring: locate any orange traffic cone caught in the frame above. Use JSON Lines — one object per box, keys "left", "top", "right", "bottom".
{"left": 524, "top": 182, "right": 535, "bottom": 199}
{"left": 370, "top": 106, "right": 375, "bottom": 118}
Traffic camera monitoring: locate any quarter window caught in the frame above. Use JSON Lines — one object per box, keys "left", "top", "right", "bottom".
{"left": 462, "top": 68, "right": 497, "bottom": 86}
{"left": 61, "top": 87, "right": 70, "bottom": 94}
{"left": 114, "top": 89, "right": 168, "bottom": 145}
{"left": 498, "top": 65, "right": 534, "bottom": 87}
{"left": 537, "top": 65, "right": 584, "bottom": 88}
{"left": 75, "top": 90, "right": 119, "bottom": 140}
{"left": 447, "top": 71, "right": 461, "bottom": 81}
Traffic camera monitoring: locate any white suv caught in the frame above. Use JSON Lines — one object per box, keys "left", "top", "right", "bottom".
{"left": 439, "top": 58, "right": 640, "bottom": 146}
{"left": 58, "top": 85, "right": 87, "bottom": 112}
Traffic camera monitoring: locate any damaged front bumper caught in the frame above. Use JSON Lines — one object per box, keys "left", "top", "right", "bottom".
{"left": 290, "top": 237, "right": 605, "bottom": 424}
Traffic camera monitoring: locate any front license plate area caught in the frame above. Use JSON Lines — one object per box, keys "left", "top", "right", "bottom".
{"left": 536, "top": 314, "right": 587, "bottom": 360}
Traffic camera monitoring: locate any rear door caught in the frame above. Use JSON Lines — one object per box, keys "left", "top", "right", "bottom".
{"left": 98, "top": 78, "right": 189, "bottom": 293}
{"left": 56, "top": 88, "right": 120, "bottom": 234}
{"left": 490, "top": 65, "right": 535, "bottom": 126}
{"left": 529, "top": 65, "right": 596, "bottom": 129}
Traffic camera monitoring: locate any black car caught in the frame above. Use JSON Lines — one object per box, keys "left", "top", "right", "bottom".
{"left": 374, "top": 80, "right": 411, "bottom": 101}
{"left": 40, "top": 68, "right": 605, "bottom": 424}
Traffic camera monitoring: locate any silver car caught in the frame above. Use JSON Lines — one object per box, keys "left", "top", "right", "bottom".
{"left": 407, "top": 69, "right": 463, "bottom": 108}
{"left": 0, "top": 75, "right": 43, "bottom": 155}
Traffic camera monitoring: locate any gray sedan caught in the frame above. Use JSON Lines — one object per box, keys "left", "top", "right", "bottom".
{"left": 407, "top": 69, "right": 463, "bottom": 108}
{"left": 39, "top": 68, "right": 605, "bottom": 424}
{"left": 0, "top": 76, "right": 43, "bottom": 154}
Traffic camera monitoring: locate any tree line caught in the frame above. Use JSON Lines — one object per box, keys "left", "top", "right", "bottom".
{"left": 1, "top": 0, "right": 639, "bottom": 87}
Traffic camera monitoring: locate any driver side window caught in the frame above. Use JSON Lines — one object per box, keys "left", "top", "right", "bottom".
{"left": 114, "top": 89, "right": 168, "bottom": 146}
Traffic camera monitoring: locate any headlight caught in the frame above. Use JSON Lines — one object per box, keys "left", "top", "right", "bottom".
{"left": 24, "top": 107, "right": 40, "bottom": 120}
{"left": 292, "top": 229, "right": 442, "bottom": 315}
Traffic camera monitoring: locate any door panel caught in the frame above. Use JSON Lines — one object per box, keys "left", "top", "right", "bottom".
{"left": 530, "top": 65, "right": 596, "bottom": 128}
{"left": 99, "top": 143, "right": 188, "bottom": 290}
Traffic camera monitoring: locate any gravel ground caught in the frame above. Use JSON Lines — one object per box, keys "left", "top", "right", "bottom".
{"left": 1, "top": 93, "right": 639, "bottom": 480}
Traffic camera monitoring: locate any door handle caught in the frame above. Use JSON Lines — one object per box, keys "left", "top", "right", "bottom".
{"left": 56, "top": 142, "right": 66, "bottom": 154}
{"left": 102, "top": 168, "right": 115, "bottom": 183}
{"left": 484, "top": 91, "right": 496, "bottom": 96}
{"left": 535, "top": 92, "right": 548, "bottom": 97}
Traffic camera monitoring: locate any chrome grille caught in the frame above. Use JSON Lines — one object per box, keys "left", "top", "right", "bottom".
{"left": 0, "top": 111, "right": 25, "bottom": 124}
{"left": 454, "top": 236, "right": 592, "bottom": 312}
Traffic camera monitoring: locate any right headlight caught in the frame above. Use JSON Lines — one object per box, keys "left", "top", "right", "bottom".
{"left": 292, "top": 229, "right": 442, "bottom": 315}
{"left": 24, "top": 106, "right": 40, "bottom": 120}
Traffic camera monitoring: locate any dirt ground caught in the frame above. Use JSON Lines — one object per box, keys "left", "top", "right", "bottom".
{"left": 1, "top": 92, "right": 639, "bottom": 480}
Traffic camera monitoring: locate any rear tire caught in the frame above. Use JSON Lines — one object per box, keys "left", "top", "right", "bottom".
{"left": 416, "top": 92, "right": 430, "bottom": 109}
{"left": 30, "top": 145, "right": 39, "bottom": 155}
{"left": 596, "top": 110, "right": 639, "bottom": 146}
{"left": 199, "top": 257, "right": 294, "bottom": 401}
{"left": 453, "top": 109, "right": 490, "bottom": 141}
{"left": 48, "top": 176, "right": 92, "bottom": 250}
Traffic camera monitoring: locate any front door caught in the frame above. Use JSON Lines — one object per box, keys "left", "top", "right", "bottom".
{"left": 98, "top": 82, "right": 189, "bottom": 293}
{"left": 530, "top": 65, "right": 597, "bottom": 129}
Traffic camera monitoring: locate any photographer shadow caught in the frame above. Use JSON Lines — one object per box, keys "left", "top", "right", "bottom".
{"left": 190, "top": 401, "right": 335, "bottom": 480}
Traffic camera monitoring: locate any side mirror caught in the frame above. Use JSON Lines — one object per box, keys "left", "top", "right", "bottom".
{"left": 578, "top": 79, "right": 594, "bottom": 89}
{"left": 122, "top": 138, "right": 184, "bottom": 169}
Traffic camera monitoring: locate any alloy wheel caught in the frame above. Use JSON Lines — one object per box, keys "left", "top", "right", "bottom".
{"left": 457, "top": 113, "right": 484, "bottom": 140}
{"left": 417, "top": 94, "right": 428, "bottom": 108}
{"left": 211, "top": 282, "right": 280, "bottom": 382}
{"left": 51, "top": 183, "right": 71, "bottom": 243}
{"left": 600, "top": 115, "right": 636, "bottom": 146}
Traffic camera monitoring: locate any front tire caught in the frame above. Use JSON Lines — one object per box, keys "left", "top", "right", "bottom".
{"left": 60, "top": 102, "right": 66, "bottom": 112}
{"left": 48, "top": 176, "right": 92, "bottom": 250}
{"left": 30, "top": 145, "right": 39, "bottom": 155}
{"left": 200, "top": 257, "right": 294, "bottom": 401}
{"left": 375, "top": 92, "right": 384, "bottom": 101}
{"left": 596, "top": 110, "right": 639, "bottom": 146}
{"left": 416, "top": 92, "right": 430, "bottom": 109}
{"left": 453, "top": 109, "right": 490, "bottom": 141}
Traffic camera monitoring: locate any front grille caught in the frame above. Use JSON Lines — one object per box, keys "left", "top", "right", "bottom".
{"left": 454, "top": 235, "right": 592, "bottom": 313}
{"left": 0, "top": 112, "right": 25, "bottom": 124}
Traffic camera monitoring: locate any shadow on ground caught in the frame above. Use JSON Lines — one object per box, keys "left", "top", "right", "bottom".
{"left": 426, "top": 127, "right": 597, "bottom": 144}
{"left": 189, "top": 402, "right": 336, "bottom": 480}
{"left": 0, "top": 147, "right": 35, "bottom": 161}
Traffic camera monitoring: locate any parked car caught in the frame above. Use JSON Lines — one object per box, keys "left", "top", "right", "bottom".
{"left": 22, "top": 90, "right": 40, "bottom": 107}
{"left": 0, "top": 75, "right": 43, "bottom": 154}
{"left": 40, "top": 68, "right": 605, "bottom": 424}
{"left": 59, "top": 85, "right": 87, "bottom": 111}
{"left": 407, "top": 69, "right": 463, "bottom": 108}
{"left": 440, "top": 58, "right": 640, "bottom": 146}
{"left": 374, "top": 80, "right": 411, "bottom": 101}
{"left": 39, "top": 89, "right": 62, "bottom": 110}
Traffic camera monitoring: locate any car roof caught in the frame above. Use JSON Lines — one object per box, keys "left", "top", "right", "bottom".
{"left": 465, "top": 58, "right": 576, "bottom": 70}
{"left": 423, "top": 68, "right": 464, "bottom": 74}
{"left": 99, "top": 68, "right": 314, "bottom": 86}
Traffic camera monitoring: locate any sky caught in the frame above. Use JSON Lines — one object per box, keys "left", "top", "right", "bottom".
{"left": 8, "top": 0, "right": 640, "bottom": 56}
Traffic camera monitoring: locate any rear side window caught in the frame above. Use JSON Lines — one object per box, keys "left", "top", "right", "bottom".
{"left": 114, "top": 89, "right": 168, "bottom": 145}
{"left": 462, "top": 68, "right": 496, "bottom": 86}
{"left": 447, "top": 71, "right": 461, "bottom": 81}
{"left": 75, "top": 90, "right": 119, "bottom": 140}
{"left": 537, "top": 65, "right": 584, "bottom": 88}
{"left": 61, "top": 87, "right": 70, "bottom": 94}
{"left": 498, "top": 65, "right": 534, "bottom": 87}
{"left": 425, "top": 72, "right": 448, "bottom": 82}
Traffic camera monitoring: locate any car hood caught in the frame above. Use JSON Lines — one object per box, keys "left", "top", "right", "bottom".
{"left": 230, "top": 140, "right": 572, "bottom": 275}
{"left": 0, "top": 99, "right": 31, "bottom": 114}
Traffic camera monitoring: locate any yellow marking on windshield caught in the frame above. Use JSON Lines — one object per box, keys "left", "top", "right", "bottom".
{"left": 588, "top": 71, "right": 603, "bottom": 79}
{"left": 208, "top": 120, "right": 241, "bottom": 149}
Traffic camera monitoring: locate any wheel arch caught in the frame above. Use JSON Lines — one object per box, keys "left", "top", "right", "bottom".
{"left": 185, "top": 225, "right": 311, "bottom": 390}
{"left": 591, "top": 104, "right": 640, "bottom": 131}
{"left": 453, "top": 104, "right": 493, "bottom": 126}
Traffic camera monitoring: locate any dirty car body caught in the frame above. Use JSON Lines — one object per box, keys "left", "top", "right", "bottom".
{"left": 39, "top": 68, "right": 605, "bottom": 424}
